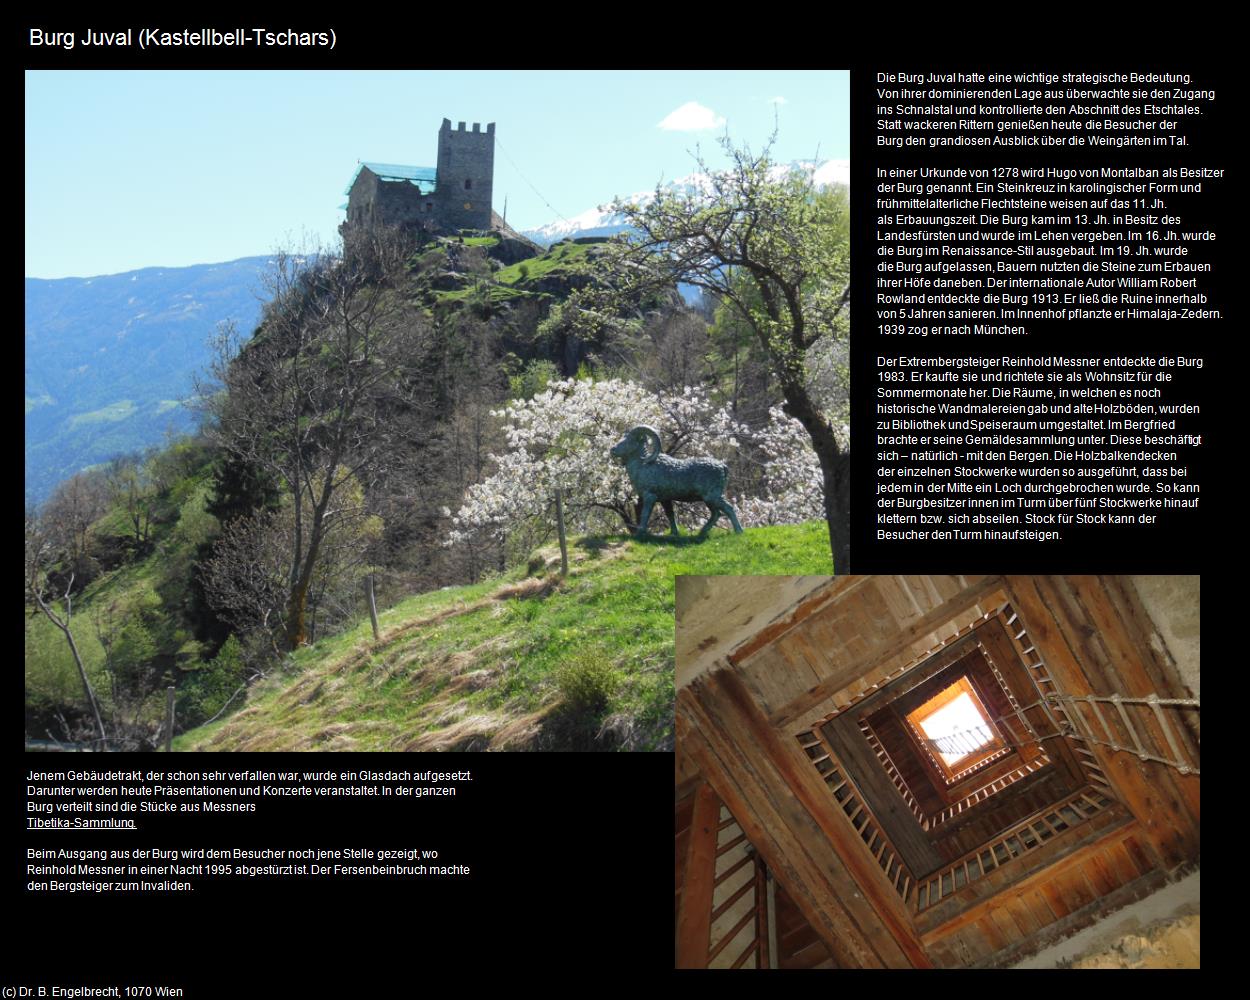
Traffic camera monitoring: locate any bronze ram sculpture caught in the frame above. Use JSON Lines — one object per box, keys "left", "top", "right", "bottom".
{"left": 610, "top": 425, "right": 743, "bottom": 539}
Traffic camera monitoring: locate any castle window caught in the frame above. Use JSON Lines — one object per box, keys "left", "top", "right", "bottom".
{"left": 464, "top": 178, "right": 472, "bottom": 190}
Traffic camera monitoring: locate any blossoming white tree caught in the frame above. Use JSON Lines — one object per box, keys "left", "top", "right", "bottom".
{"left": 446, "top": 377, "right": 827, "bottom": 556}
{"left": 572, "top": 136, "right": 852, "bottom": 569}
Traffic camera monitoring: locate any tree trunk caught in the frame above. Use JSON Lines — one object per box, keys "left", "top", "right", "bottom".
{"left": 46, "top": 611, "right": 108, "bottom": 745}
{"left": 778, "top": 385, "right": 850, "bottom": 574}
{"left": 286, "top": 481, "right": 336, "bottom": 650}
{"left": 285, "top": 589, "right": 307, "bottom": 650}
{"left": 164, "top": 686, "right": 176, "bottom": 752}
{"left": 286, "top": 543, "right": 320, "bottom": 649}
{"left": 554, "top": 489, "right": 569, "bottom": 576}
{"left": 823, "top": 451, "right": 851, "bottom": 574}
{"left": 366, "top": 573, "right": 380, "bottom": 641}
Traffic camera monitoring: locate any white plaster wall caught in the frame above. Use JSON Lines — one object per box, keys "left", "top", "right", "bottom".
{"left": 1011, "top": 869, "right": 1200, "bottom": 969}
{"left": 1128, "top": 575, "right": 1200, "bottom": 699}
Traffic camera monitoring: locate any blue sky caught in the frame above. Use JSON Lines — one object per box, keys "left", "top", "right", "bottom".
{"left": 25, "top": 70, "right": 848, "bottom": 278}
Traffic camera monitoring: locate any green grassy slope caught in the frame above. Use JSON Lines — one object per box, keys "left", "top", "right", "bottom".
{"left": 174, "top": 521, "right": 832, "bottom": 753}
{"left": 434, "top": 240, "right": 593, "bottom": 304}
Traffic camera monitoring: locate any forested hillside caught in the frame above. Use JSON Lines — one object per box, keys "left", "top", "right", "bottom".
{"left": 25, "top": 147, "right": 849, "bottom": 752}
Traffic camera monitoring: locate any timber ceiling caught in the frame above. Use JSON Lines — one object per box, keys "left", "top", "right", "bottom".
{"left": 676, "top": 575, "right": 1201, "bottom": 968}
{"left": 808, "top": 606, "right": 1089, "bottom": 875}
{"left": 729, "top": 575, "right": 1006, "bottom": 731}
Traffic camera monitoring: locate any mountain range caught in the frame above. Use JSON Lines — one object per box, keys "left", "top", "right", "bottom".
{"left": 24, "top": 257, "right": 270, "bottom": 503}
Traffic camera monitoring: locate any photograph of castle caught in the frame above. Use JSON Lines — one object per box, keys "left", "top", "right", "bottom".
{"left": 26, "top": 70, "right": 849, "bottom": 753}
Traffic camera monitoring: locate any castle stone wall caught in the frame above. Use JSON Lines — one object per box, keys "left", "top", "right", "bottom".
{"left": 434, "top": 119, "right": 495, "bottom": 231}
{"left": 345, "top": 171, "right": 380, "bottom": 225}
{"left": 373, "top": 179, "right": 435, "bottom": 227}
{"left": 345, "top": 119, "right": 495, "bottom": 233}
{"left": 347, "top": 169, "right": 435, "bottom": 228}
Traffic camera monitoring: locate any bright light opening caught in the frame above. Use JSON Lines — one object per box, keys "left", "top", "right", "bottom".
{"left": 917, "top": 691, "right": 993, "bottom": 767}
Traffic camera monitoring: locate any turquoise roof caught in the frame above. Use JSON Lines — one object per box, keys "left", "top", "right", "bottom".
{"left": 345, "top": 162, "right": 437, "bottom": 196}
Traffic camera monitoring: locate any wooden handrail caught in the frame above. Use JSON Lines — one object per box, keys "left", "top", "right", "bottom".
{"left": 799, "top": 730, "right": 916, "bottom": 906}
{"left": 858, "top": 719, "right": 928, "bottom": 828}
{"left": 928, "top": 754, "right": 1050, "bottom": 828}
{"left": 915, "top": 788, "right": 1114, "bottom": 912}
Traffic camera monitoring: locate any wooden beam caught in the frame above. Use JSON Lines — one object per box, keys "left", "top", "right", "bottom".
{"left": 675, "top": 782, "right": 719, "bottom": 968}
{"left": 973, "top": 867, "right": 1170, "bottom": 968}
{"left": 678, "top": 665, "right": 932, "bottom": 968}
{"left": 728, "top": 578, "right": 869, "bottom": 665}
{"left": 771, "top": 576, "right": 1007, "bottom": 728}
{"left": 821, "top": 713, "right": 944, "bottom": 874}
{"left": 678, "top": 710, "right": 883, "bottom": 968}
{"left": 920, "top": 806, "right": 1134, "bottom": 943}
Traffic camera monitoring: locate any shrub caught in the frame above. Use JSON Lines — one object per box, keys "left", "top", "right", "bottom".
{"left": 178, "top": 634, "right": 247, "bottom": 727}
{"left": 555, "top": 649, "right": 619, "bottom": 716}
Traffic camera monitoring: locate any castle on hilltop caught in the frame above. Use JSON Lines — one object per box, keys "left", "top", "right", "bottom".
{"left": 343, "top": 118, "right": 496, "bottom": 233}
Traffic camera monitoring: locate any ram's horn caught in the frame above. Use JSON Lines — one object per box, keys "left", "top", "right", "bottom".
{"left": 635, "top": 425, "right": 662, "bottom": 463}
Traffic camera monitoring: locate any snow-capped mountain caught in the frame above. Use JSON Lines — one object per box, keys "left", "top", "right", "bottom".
{"left": 522, "top": 205, "right": 633, "bottom": 247}
{"left": 521, "top": 159, "right": 850, "bottom": 247}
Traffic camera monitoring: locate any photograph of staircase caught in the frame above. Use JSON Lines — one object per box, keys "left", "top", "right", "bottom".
{"left": 675, "top": 575, "right": 1199, "bottom": 968}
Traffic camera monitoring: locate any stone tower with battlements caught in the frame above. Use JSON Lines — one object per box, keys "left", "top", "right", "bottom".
{"left": 433, "top": 118, "right": 495, "bottom": 231}
{"left": 343, "top": 118, "right": 496, "bottom": 234}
